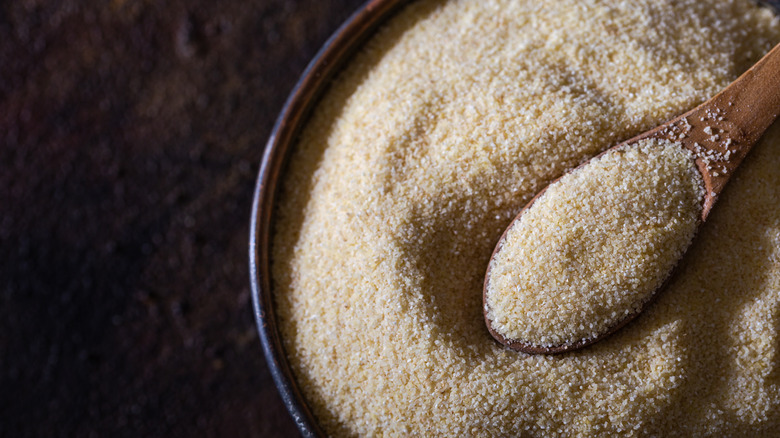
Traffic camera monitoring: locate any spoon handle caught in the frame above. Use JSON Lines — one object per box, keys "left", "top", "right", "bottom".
{"left": 634, "top": 43, "right": 780, "bottom": 219}
{"left": 710, "top": 42, "right": 780, "bottom": 147}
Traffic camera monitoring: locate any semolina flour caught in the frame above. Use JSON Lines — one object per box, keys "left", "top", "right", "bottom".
{"left": 272, "top": 0, "right": 780, "bottom": 436}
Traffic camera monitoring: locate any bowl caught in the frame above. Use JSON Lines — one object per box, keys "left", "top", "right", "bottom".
{"left": 250, "top": 1, "right": 780, "bottom": 436}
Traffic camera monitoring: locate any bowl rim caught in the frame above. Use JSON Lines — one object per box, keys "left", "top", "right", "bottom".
{"left": 249, "top": 0, "right": 410, "bottom": 436}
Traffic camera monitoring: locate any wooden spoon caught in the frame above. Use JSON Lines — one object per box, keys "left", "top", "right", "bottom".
{"left": 484, "top": 42, "right": 780, "bottom": 354}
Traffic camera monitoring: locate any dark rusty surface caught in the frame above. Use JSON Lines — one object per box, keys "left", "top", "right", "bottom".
{"left": 0, "top": 0, "right": 363, "bottom": 436}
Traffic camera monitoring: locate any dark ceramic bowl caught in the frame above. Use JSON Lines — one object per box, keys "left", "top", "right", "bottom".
{"left": 249, "top": 1, "right": 780, "bottom": 436}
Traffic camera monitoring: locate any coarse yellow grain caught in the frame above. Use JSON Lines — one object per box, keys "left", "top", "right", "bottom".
{"left": 485, "top": 139, "right": 703, "bottom": 347}
{"left": 271, "top": 0, "right": 780, "bottom": 436}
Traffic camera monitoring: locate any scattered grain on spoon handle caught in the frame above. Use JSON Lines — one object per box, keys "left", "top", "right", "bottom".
{"left": 632, "top": 43, "right": 780, "bottom": 219}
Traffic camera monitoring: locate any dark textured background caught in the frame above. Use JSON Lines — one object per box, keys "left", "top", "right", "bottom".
{"left": 1, "top": 0, "right": 364, "bottom": 436}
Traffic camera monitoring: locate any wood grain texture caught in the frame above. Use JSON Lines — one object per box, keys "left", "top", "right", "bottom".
{"left": 0, "top": 0, "right": 363, "bottom": 436}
